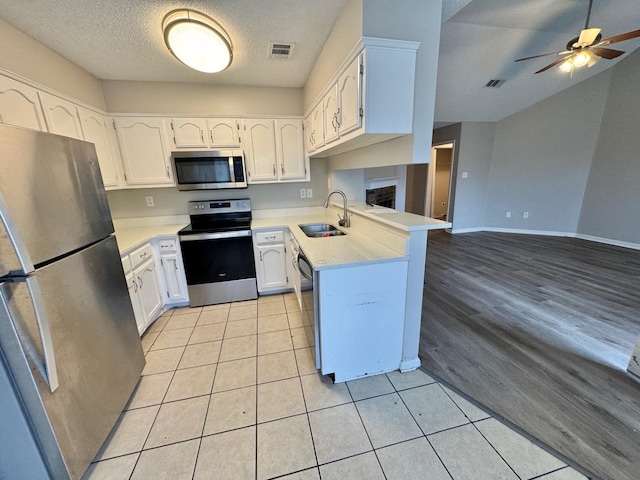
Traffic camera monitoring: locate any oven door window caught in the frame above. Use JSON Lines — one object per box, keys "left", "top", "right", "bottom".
{"left": 180, "top": 236, "right": 255, "bottom": 285}
{"left": 175, "top": 157, "right": 232, "bottom": 185}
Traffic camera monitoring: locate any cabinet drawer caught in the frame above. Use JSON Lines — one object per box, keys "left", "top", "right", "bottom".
{"left": 255, "top": 230, "right": 284, "bottom": 244}
{"left": 121, "top": 255, "right": 132, "bottom": 274}
{"left": 130, "top": 243, "right": 153, "bottom": 269}
{"left": 157, "top": 238, "right": 177, "bottom": 252}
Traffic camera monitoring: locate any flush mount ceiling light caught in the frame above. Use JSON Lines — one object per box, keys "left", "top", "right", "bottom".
{"left": 162, "top": 9, "right": 232, "bottom": 73}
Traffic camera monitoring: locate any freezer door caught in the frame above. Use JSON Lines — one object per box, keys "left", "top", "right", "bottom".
{"left": 0, "top": 235, "right": 144, "bottom": 479}
{"left": 0, "top": 125, "right": 114, "bottom": 276}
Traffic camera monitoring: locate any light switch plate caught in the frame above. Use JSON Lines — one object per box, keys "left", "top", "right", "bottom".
{"left": 306, "top": 188, "right": 313, "bottom": 198}
{"left": 300, "top": 188, "right": 307, "bottom": 198}
{"left": 145, "top": 195, "right": 154, "bottom": 207}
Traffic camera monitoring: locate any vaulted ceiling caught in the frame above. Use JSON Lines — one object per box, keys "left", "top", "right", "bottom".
{"left": 0, "top": 0, "right": 638, "bottom": 124}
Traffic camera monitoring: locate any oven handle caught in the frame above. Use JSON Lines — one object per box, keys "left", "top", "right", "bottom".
{"left": 179, "top": 230, "right": 252, "bottom": 241}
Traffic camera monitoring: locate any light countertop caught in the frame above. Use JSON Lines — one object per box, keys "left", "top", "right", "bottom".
{"left": 114, "top": 224, "right": 186, "bottom": 254}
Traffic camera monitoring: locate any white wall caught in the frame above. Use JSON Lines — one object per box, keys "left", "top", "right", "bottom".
{"left": 433, "top": 53, "right": 640, "bottom": 247}
{"left": 485, "top": 71, "right": 610, "bottom": 233}
{"left": 578, "top": 48, "right": 640, "bottom": 245}
{"left": 107, "top": 159, "right": 327, "bottom": 219}
{"left": 102, "top": 80, "right": 302, "bottom": 116}
{"left": 0, "top": 18, "right": 105, "bottom": 109}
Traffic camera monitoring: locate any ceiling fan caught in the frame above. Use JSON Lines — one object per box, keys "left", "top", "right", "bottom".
{"left": 515, "top": 0, "right": 640, "bottom": 74}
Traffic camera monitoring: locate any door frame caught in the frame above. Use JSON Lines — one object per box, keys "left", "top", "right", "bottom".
{"left": 426, "top": 141, "right": 455, "bottom": 224}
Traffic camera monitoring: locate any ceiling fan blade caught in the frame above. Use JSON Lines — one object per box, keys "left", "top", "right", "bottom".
{"left": 535, "top": 55, "right": 572, "bottom": 74}
{"left": 588, "top": 46, "right": 625, "bottom": 59}
{"left": 597, "top": 29, "right": 640, "bottom": 46}
{"left": 515, "top": 50, "right": 571, "bottom": 62}
{"left": 577, "top": 27, "right": 601, "bottom": 46}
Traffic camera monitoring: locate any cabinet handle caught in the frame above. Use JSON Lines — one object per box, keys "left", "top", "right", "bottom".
{"left": 210, "top": 130, "right": 214, "bottom": 144}
{"left": 131, "top": 280, "right": 138, "bottom": 293}
{"left": 140, "top": 252, "right": 147, "bottom": 259}
{"left": 336, "top": 108, "right": 341, "bottom": 127}
{"left": 200, "top": 130, "right": 204, "bottom": 143}
{"left": 281, "top": 164, "right": 285, "bottom": 175}
{"left": 272, "top": 164, "right": 276, "bottom": 176}
{"left": 166, "top": 166, "right": 170, "bottom": 178}
{"left": 138, "top": 276, "right": 143, "bottom": 288}
{"left": 259, "top": 251, "right": 263, "bottom": 261}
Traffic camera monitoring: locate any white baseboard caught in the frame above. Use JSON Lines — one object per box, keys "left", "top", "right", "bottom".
{"left": 400, "top": 358, "right": 421, "bottom": 372}
{"left": 448, "top": 227, "right": 640, "bottom": 251}
{"left": 575, "top": 234, "right": 640, "bottom": 251}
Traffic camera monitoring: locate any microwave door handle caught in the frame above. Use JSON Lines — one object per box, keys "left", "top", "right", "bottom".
{"left": 229, "top": 156, "right": 235, "bottom": 181}
{"left": 0, "top": 278, "right": 59, "bottom": 392}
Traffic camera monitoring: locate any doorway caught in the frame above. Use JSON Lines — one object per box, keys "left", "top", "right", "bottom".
{"left": 429, "top": 144, "right": 453, "bottom": 221}
{"left": 404, "top": 142, "right": 455, "bottom": 222}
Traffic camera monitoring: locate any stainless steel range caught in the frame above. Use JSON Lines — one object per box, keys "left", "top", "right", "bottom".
{"left": 178, "top": 199, "right": 257, "bottom": 306}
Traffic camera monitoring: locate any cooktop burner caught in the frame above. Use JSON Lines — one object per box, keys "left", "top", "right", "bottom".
{"left": 179, "top": 198, "right": 252, "bottom": 235}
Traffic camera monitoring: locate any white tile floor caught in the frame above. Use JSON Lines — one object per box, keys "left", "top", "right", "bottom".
{"left": 84, "top": 293, "right": 590, "bottom": 480}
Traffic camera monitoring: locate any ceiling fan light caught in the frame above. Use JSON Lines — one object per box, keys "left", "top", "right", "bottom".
{"left": 163, "top": 9, "right": 232, "bottom": 73}
{"left": 559, "top": 58, "right": 574, "bottom": 72}
{"left": 572, "top": 51, "right": 590, "bottom": 68}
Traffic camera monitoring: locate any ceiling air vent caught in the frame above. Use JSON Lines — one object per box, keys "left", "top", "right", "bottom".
{"left": 270, "top": 43, "right": 294, "bottom": 59}
{"left": 485, "top": 79, "right": 506, "bottom": 88}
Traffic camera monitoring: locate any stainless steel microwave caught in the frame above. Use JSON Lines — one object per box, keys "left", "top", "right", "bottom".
{"left": 172, "top": 150, "right": 247, "bottom": 190}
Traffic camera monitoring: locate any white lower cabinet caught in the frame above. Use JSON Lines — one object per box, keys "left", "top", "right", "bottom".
{"left": 253, "top": 229, "right": 289, "bottom": 294}
{"left": 153, "top": 236, "right": 189, "bottom": 305}
{"left": 317, "top": 260, "right": 408, "bottom": 382}
{"left": 122, "top": 243, "right": 163, "bottom": 335}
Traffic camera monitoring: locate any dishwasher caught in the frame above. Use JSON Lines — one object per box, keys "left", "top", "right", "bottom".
{"left": 290, "top": 235, "right": 320, "bottom": 370}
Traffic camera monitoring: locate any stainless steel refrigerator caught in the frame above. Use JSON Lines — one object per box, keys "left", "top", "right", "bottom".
{"left": 0, "top": 125, "right": 145, "bottom": 479}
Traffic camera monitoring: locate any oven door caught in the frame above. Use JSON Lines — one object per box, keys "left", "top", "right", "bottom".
{"left": 179, "top": 230, "right": 257, "bottom": 306}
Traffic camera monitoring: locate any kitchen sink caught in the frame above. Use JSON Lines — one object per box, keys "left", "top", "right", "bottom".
{"left": 298, "top": 223, "right": 347, "bottom": 238}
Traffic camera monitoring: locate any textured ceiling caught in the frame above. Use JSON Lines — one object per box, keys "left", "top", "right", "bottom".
{"left": 0, "top": 0, "right": 347, "bottom": 88}
{"left": 0, "top": 0, "right": 638, "bottom": 123}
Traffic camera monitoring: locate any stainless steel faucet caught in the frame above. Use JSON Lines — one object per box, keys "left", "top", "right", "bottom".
{"left": 323, "top": 190, "right": 350, "bottom": 227}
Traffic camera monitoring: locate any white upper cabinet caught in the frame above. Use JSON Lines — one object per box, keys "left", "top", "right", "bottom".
{"left": 207, "top": 118, "right": 239, "bottom": 147}
{"left": 243, "top": 118, "right": 309, "bottom": 184}
{"left": 39, "top": 91, "right": 84, "bottom": 140}
{"left": 78, "top": 108, "right": 122, "bottom": 189}
{"left": 336, "top": 56, "right": 362, "bottom": 137}
{"left": 169, "top": 117, "right": 240, "bottom": 149}
{"left": 304, "top": 103, "right": 324, "bottom": 153}
{"left": 113, "top": 117, "right": 174, "bottom": 187}
{"left": 242, "top": 119, "right": 278, "bottom": 183}
{"left": 304, "top": 37, "right": 419, "bottom": 157}
{"left": 0, "top": 75, "right": 47, "bottom": 131}
{"left": 275, "top": 119, "right": 308, "bottom": 181}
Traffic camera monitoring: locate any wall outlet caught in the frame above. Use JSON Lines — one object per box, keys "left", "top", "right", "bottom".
{"left": 300, "top": 188, "right": 307, "bottom": 199}
{"left": 306, "top": 188, "right": 313, "bottom": 198}
{"left": 145, "top": 195, "right": 154, "bottom": 207}
{"left": 461, "top": 171, "right": 469, "bottom": 179}
{"left": 523, "top": 212, "right": 529, "bottom": 218}
{"left": 506, "top": 211, "right": 511, "bottom": 218}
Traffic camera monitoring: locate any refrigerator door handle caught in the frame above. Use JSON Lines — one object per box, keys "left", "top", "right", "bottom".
{"left": 3, "top": 278, "right": 60, "bottom": 392}
{"left": 27, "top": 279, "right": 59, "bottom": 392}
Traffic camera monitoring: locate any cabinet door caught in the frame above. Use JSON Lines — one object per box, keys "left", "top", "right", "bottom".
{"left": 39, "top": 92, "right": 84, "bottom": 140}
{"left": 322, "top": 85, "right": 339, "bottom": 144}
{"left": 337, "top": 55, "right": 362, "bottom": 136}
{"left": 160, "top": 252, "right": 188, "bottom": 302}
{"left": 125, "top": 270, "right": 146, "bottom": 335}
{"left": 0, "top": 75, "right": 47, "bottom": 131}
{"left": 114, "top": 117, "right": 174, "bottom": 186}
{"left": 170, "top": 118, "right": 207, "bottom": 148}
{"left": 78, "top": 108, "right": 122, "bottom": 188}
{"left": 242, "top": 119, "right": 277, "bottom": 183}
{"left": 134, "top": 257, "right": 163, "bottom": 329}
{"left": 275, "top": 119, "right": 307, "bottom": 181}
{"left": 207, "top": 118, "right": 239, "bottom": 147}
{"left": 256, "top": 244, "right": 288, "bottom": 291}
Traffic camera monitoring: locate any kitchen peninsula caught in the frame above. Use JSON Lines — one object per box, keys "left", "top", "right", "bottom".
{"left": 114, "top": 203, "right": 450, "bottom": 381}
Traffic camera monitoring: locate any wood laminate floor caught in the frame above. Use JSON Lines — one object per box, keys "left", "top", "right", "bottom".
{"left": 419, "top": 231, "right": 640, "bottom": 480}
